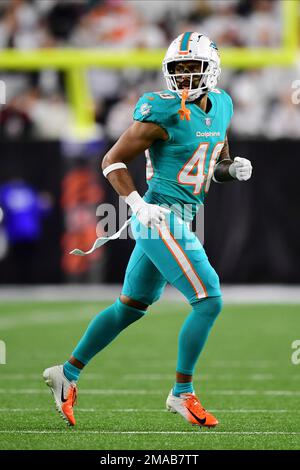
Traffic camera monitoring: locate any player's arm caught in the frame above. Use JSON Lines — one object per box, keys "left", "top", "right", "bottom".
{"left": 102, "top": 120, "right": 167, "bottom": 196}
{"left": 101, "top": 120, "right": 169, "bottom": 227}
{"left": 213, "top": 134, "right": 252, "bottom": 183}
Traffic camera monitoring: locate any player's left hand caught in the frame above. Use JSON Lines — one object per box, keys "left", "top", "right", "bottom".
{"left": 229, "top": 157, "right": 252, "bottom": 181}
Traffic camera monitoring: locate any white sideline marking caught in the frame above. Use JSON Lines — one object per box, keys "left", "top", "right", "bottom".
{"left": 0, "top": 310, "right": 94, "bottom": 330}
{"left": 0, "top": 430, "right": 299, "bottom": 436}
{"left": 0, "top": 372, "right": 285, "bottom": 381}
{"left": 0, "top": 408, "right": 298, "bottom": 413}
{"left": 207, "top": 360, "right": 280, "bottom": 368}
{"left": 0, "top": 373, "right": 105, "bottom": 380}
{"left": 123, "top": 373, "right": 278, "bottom": 381}
{"left": 1, "top": 388, "right": 300, "bottom": 396}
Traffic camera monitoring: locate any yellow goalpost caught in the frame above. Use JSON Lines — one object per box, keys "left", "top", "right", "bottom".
{"left": 0, "top": 0, "right": 297, "bottom": 136}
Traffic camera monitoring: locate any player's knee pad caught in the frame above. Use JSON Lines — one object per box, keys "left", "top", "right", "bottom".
{"left": 119, "top": 295, "right": 149, "bottom": 311}
{"left": 191, "top": 295, "right": 223, "bottom": 322}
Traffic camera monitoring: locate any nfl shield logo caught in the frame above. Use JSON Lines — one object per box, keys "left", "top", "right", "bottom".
{"left": 205, "top": 118, "right": 212, "bottom": 127}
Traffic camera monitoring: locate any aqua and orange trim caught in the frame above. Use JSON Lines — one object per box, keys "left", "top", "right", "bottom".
{"left": 179, "top": 32, "right": 193, "bottom": 55}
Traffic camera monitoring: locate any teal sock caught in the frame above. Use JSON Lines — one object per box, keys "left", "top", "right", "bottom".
{"left": 71, "top": 298, "right": 146, "bottom": 366}
{"left": 63, "top": 361, "right": 81, "bottom": 382}
{"left": 177, "top": 296, "right": 222, "bottom": 375}
{"left": 173, "top": 382, "right": 193, "bottom": 397}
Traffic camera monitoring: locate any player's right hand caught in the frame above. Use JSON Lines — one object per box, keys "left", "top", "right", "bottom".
{"left": 135, "top": 203, "right": 170, "bottom": 228}
{"left": 125, "top": 190, "right": 170, "bottom": 228}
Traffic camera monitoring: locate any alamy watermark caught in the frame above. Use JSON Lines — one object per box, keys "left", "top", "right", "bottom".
{"left": 95, "top": 197, "right": 205, "bottom": 250}
{"left": 0, "top": 340, "right": 6, "bottom": 365}
{"left": 291, "top": 340, "right": 300, "bottom": 365}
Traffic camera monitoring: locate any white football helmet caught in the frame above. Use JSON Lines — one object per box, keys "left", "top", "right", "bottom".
{"left": 162, "top": 32, "right": 221, "bottom": 102}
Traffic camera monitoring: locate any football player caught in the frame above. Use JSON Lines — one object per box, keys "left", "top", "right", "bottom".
{"left": 43, "top": 32, "right": 252, "bottom": 427}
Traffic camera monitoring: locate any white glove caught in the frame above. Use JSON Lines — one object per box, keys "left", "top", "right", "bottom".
{"left": 229, "top": 157, "right": 252, "bottom": 181}
{"left": 125, "top": 191, "right": 170, "bottom": 228}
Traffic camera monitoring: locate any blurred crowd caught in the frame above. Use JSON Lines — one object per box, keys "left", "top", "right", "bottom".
{"left": 0, "top": 0, "right": 299, "bottom": 140}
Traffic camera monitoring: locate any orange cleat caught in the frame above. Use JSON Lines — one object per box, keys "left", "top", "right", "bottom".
{"left": 166, "top": 390, "right": 218, "bottom": 427}
{"left": 43, "top": 365, "right": 77, "bottom": 426}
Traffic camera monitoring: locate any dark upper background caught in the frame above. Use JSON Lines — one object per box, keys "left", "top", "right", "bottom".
{"left": 0, "top": 0, "right": 298, "bottom": 284}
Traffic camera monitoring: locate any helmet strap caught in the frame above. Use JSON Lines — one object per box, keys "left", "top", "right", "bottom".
{"left": 178, "top": 89, "right": 191, "bottom": 121}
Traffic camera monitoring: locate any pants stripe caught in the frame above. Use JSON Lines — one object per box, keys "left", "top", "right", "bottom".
{"left": 157, "top": 221, "right": 207, "bottom": 299}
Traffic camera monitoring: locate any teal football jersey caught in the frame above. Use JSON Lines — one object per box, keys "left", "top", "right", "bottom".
{"left": 133, "top": 89, "right": 233, "bottom": 220}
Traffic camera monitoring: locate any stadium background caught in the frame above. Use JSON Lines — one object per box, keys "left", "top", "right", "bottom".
{"left": 0, "top": 0, "right": 300, "bottom": 451}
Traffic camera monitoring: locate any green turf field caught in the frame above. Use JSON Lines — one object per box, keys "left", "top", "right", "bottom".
{"left": 0, "top": 300, "right": 299, "bottom": 450}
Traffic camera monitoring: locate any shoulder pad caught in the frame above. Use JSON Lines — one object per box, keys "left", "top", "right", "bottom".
{"left": 133, "top": 91, "right": 179, "bottom": 126}
{"left": 210, "top": 88, "right": 233, "bottom": 119}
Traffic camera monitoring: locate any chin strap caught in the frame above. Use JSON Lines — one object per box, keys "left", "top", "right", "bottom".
{"left": 178, "top": 89, "right": 191, "bottom": 121}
